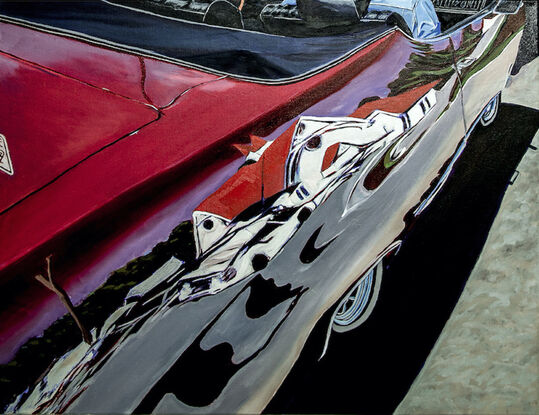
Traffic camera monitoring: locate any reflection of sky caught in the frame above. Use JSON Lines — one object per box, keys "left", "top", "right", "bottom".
{"left": 263, "top": 35, "right": 413, "bottom": 141}
{"left": 0, "top": 56, "right": 23, "bottom": 89}
{"left": 451, "top": 29, "right": 464, "bottom": 49}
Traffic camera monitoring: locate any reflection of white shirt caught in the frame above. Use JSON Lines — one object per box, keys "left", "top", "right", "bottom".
{"left": 368, "top": 0, "right": 441, "bottom": 38}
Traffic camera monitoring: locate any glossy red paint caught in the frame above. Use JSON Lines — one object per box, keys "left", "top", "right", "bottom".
{"left": 352, "top": 80, "right": 440, "bottom": 118}
{"left": 196, "top": 126, "right": 296, "bottom": 220}
{"left": 0, "top": 25, "right": 399, "bottom": 279}
{"left": 0, "top": 149, "right": 243, "bottom": 363}
{"left": 143, "top": 57, "right": 218, "bottom": 108}
{"left": 233, "top": 135, "right": 267, "bottom": 157}
{"left": 0, "top": 22, "right": 219, "bottom": 107}
{"left": 195, "top": 80, "right": 441, "bottom": 221}
{"left": 0, "top": 51, "right": 158, "bottom": 214}
{"left": 0, "top": 22, "right": 147, "bottom": 102}
{"left": 321, "top": 143, "right": 340, "bottom": 172}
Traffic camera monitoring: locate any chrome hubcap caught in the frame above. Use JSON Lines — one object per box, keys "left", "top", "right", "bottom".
{"left": 481, "top": 95, "right": 499, "bottom": 125}
{"left": 333, "top": 267, "right": 374, "bottom": 327}
{"left": 483, "top": 101, "right": 495, "bottom": 119}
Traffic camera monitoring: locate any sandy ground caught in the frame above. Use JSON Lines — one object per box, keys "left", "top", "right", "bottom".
{"left": 395, "top": 58, "right": 538, "bottom": 414}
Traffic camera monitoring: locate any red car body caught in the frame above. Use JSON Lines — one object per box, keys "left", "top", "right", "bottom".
{"left": 0, "top": 0, "right": 526, "bottom": 390}
{"left": 0, "top": 20, "right": 399, "bottom": 280}
{"left": 0, "top": 11, "right": 400, "bottom": 360}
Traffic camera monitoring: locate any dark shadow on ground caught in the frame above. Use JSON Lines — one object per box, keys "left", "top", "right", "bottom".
{"left": 265, "top": 103, "right": 539, "bottom": 414}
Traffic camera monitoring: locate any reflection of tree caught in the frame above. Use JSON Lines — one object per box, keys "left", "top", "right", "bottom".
{"left": 388, "top": 27, "right": 482, "bottom": 97}
{"left": 34, "top": 256, "right": 92, "bottom": 345}
{"left": 454, "top": 26, "right": 483, "bottom": 61}
{"left": 458, "top": 19, "right": 522, "bottom": 88}
{"left": 0, "top": 221, "right": 197, "bottom": 411}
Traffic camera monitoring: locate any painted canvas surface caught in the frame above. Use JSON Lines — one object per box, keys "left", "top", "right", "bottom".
{"left": 0, "top": 0, "right": 537, "bottom": 413}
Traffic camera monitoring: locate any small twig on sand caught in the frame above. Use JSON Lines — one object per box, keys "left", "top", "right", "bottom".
{"left": 34, "top": 255, "right": 92, "bottom": 345}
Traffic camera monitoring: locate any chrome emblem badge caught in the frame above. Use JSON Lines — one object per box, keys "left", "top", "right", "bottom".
{"left": 0, "top": 133, "right": 14, "bottom": 176}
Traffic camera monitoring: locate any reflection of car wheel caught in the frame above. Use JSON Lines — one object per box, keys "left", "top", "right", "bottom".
{"left": 480, "top": 94, "right": 500, "bottom": 127}
{"left": 331, "top": 261, "right": 383, "bottom": 333}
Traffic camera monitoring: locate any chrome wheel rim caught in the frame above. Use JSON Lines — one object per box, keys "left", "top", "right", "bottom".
{"left": 480, "top": 95, "right": 499, "bottom": 126}
{"left": 333, "top": 268, "right": 374, "bottom": 327}
{"left": 331, "top": 261, "right": 382, "bottom": 333}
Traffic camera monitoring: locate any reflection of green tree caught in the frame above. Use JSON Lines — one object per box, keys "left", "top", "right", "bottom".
{"left": 458, "top": 19, "right": 523, "bottom": 89}
{"left": 388, "top": 28, "right": 482, "bottom": 97}
{"left": 0, "top": 221, "right": 196, "bottom": 410}
{"left": 454, "top": 25, "right": 483, "bottom": 61}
